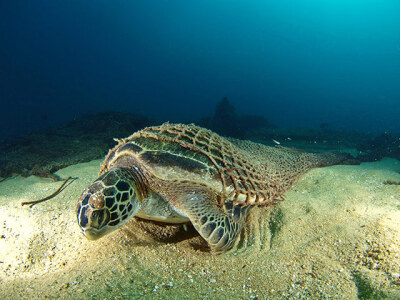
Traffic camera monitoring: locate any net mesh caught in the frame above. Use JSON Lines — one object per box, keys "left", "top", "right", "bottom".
{"left": 124, "top": 123, "right": 351, "bottom": 206}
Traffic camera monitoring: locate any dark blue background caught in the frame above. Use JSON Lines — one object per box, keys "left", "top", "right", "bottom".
{"left": 1, "top": 0, "right": 400, "bottom": 139}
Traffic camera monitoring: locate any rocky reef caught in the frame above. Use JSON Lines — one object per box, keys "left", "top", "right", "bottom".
{"left": 0, "top": 111, "right": 153, "bottom": 180}
{"left": 356, "top": 132, "right": 400, "bottom": 162}
{"left": 1, "top": 102, "right": 399, "bottom": 181}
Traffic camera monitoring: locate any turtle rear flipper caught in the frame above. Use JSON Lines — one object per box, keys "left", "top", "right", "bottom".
{"left": 162, "top": 181, "right": 252, "bottom": 253}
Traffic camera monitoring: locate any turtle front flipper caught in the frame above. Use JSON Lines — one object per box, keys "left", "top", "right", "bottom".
{"left": 162, "top": 181, "right": 252, "bottom": 253}
{"left": 193, "top": 201, "right": 252, "bottom": 253}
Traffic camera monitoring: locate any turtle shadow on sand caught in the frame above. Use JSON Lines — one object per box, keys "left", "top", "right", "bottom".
{"left": 119, "top": 218, "right": 210, "bottom": 252}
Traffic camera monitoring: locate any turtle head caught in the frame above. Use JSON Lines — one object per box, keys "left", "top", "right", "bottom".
{"left": 76, "top": 168, "right": 141, "bottom": 240}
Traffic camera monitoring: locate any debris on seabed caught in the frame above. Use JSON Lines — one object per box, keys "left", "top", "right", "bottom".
{"left": 272, "top": 139, "right": 280, "bottom": 145}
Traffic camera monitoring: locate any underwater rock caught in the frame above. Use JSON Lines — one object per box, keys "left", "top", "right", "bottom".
{"left": 199, "top": 97, "right": 274, "bottom": 138}
{"left": 213, "top": 97, "right": 241, "bottom": 135}
{"left": 199, "top": 97, "right": 242, "bottom": 137}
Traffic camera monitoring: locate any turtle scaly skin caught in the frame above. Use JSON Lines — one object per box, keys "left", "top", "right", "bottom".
{"left": 77, "top": 123, "right": 355, "bottom": 252}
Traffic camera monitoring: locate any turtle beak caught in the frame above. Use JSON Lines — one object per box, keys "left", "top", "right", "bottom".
{"left": 83, "top": 228, "right": 107, "bottom": 240}
{"left": 81, "top": 214, "right": 113, "bottom": 240}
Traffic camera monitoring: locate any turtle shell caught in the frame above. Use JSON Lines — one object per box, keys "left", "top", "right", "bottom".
{"left": 99, "top": 123, "right": 284, "bottom": 206}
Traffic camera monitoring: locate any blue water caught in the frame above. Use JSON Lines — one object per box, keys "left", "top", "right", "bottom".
{"left": 1, "top": 0, "right": 400, "bottom": 139}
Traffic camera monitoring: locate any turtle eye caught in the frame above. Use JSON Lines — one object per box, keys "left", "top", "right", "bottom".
{"left": 92, "top": 210, "right": 102, "bottom": 222}
{"left": 91, "top": 209, "right": 110, "bottom": 228}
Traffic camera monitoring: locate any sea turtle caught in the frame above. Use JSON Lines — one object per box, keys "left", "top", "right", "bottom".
{"left": 77, "top": 123, "right": 354, "bottom": 252}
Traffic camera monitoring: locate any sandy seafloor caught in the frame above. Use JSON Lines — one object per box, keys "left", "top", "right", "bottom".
{"left": 0, "top": 157, "right": 400, "bottom": 299}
